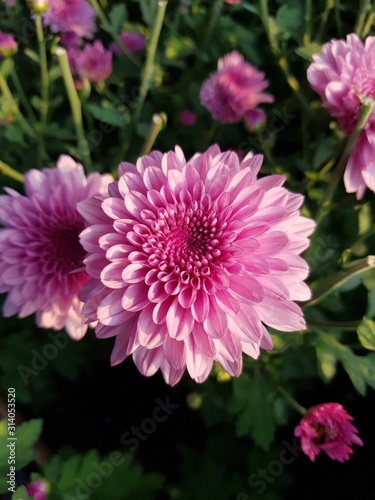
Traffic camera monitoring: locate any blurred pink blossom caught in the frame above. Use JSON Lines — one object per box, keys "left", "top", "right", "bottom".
{"left": 200, "top": 51, "right": 274, "bottom": 123}
{"left": 68, "top": 41, "right": 112, "bottom": 83}
{"left": 0, "top": 32, "right": 17, "bottom": 59}
{"left": 179, "top": 110, "right": 197, "bottom": 126}
{"left": 295, "top": 403, "right": 363, "bottom": 462}
{"left": 26, "top": 478, "right": 49, "bottom": 500}
{"left": 109, "top": 31, "right": 145, "bottom": 55}
{"left": 43, "top": 0, "right": 96, "bottom": 39}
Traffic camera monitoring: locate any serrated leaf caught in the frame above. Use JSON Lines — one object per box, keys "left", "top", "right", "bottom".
{"left": 86, "top": 102, "right": 125, "bottom": 128}
{"left": 357, "top": 317, "right": 375, "bottom": 350}
{"left": 109, "top": 4, "right": 127, "bottom": 32}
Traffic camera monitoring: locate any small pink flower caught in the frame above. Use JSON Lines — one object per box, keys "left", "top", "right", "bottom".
{"left": 0, "top": 32, "right": 17, "bottom": 59}
{"left": 60, "top": 31, "right": 81, "bottom": 49}
{"left": 109, "top": 31, "right": 145, "bottom": 56}
{"left": 179, "top": 110, "right": 197, "bottom": 126}
{"left": 0, "top": 156, "right": 113, "bottom": 339}
{"left": 26, "top": 478, "right": 49, "bottom": 500}
{"left": 200, "top": 51, "right": 274, "bottom": 123}
{"left": 68, "top": 41, "right": 112, "bottom": 83}
{"left": 78, "top": 145, "right": 314, "bottom": 386}
{"left": 307, "top": 33, "right": 375, "bottom": 198}
{"left": 225, "top": 0, "right": 241, "bottom": 4}
{"left": 244, "top": 108, "right": 266, "bottom": 131}
{"left": 294, "top": 403, "right": 363, "bottom": 462}
{"left": 43, "top": 0, "right": 96, "bottom": 39}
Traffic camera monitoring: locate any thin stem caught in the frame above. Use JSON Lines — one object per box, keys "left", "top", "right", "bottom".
{"left": 55, "top": 47, "right": 92, "bottom": 171}
{"left": 10, "top": 70, "right": 37, "bottom": 123}
{"left": 354, "top": 0, "right": 372, "bottom": 35}
{"left": 316, "top": 100, "right": 375, "bottom": 223}
{"left": 201, "top": 0, "right": 224, "bottom": 55}
{"left": 334, "top": 0, "right": 344, "bottom": 38}
{"left": 307, "top": 319, "right": 361, "bottom": 330}
{"left": 273, "top": 383, "right": 307, "bottom": 415}
{"left": 35, "top": 14, "right": 49, "bottom": 128}
{"left": 317, "top": 0, "right": 334, "bottom": 42}
{"left": 362, "top": 10, "right": 375, "bottom": 37}
{"left": 140, "top": 113, "right": 167, "bottom": 156}
{"left": 306, "top": 255, "right": 375, "bottom": 307}
{"left": 303, "top": 0, "right": 312, "bottom": 44}
{"left": 133, "top": 0, "right": 168, "bottom": 127}
{"left": 0, "top": 161, "right": 24, "bottom": 183}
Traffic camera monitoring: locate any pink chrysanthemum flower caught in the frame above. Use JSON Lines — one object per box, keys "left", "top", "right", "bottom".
{"left": 0, "top": 155, "right": 113, "bottom": 339}
{"left": 43, "top": 0, "right": 96, "bottom": 39}
{"left": 109, "top": 31, "right": 145, "bottom": 56}
{"left": 244, "top": 108, "right": 266, "bottom": 131}
{"left": 0, "top": 32, "right": 17, "bottom": 59}
{"left": 179, "top": 110, "right": 197, "bottom": 126}
{"left": 200, "top": 51, "right": 274, "bottom": 123}
{"left": 26, "top": 478, "right": 49, "bottom": 500}
{"left": 68, "top": 41, "right": 112, "bottom": 83}
{"left": 78, "top": 145, "right": 314, "bottom": 385}
{"left": 307, "top": 33, "right": 375, "bottom": 198}
{"left": 294, "top": 403, "right": 363, "bottom": 462}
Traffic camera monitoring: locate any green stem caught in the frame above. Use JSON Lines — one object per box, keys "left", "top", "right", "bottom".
{"left": 133, "top": 0, "right": 168, "bottom": 127}
{"left": 361, "top": 10, "right": 375, "bottom": 37}
{"left": 0, "top": 161, "right": 24, "bottom": 183}
{"left": 354, "top": 0, "right": 372, "bottom": 35}
{"left": 334, "top": 0, "right": 344, "bottom": 37}
{"left": 316, "top": 100, "right": 375, "bottom": 223}
{"left": 274, "top": 383, "right": 307, "bottom": 415}
{"left": 88, "top": 0, "right": 140, "bottom": 66}
{"left": 10, "top": 70, "right": 37, "bottom": 123}
{"left": 35, "top": 14, "right": 49, "bottom": 128}
{"left": 307, "top": 319, "right": 361, "bottom": 330}
{"left": 303, "top": 0, "right": 312, "bottom": 44}
{"left": 140, "top": 112, "right": 167, "bottom": 156}
{"left": 317, "top": 0, "right": 334, "bottom": 42}
{"left": 201, "top": 0, "right": 224, "bottom": 54}
{"left": 306, "top": 255, "right": 375, "bottom": 307}
{"left": 55, "top": 47, "right": 92, "bottom": 172}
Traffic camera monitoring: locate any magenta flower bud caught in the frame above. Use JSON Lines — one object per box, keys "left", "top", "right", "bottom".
{"left": 0, "top": 32, "right": 17, "bottom": 59}
{"left": 179, "top": 110, "right": 197, "bottom": 126}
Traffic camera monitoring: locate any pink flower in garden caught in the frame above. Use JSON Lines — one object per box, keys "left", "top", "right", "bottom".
{"left": 78, "top": 145, "right": 314, "bottom": 386}
{"left": 244, "top": 108, "right": 266, "bottom": 131}
{"left": 26, "top": 478, "right": 49, "bottom": 500}
{"left": 225, "top": 0, "right": 241, "bottom": 4}
{"left": 294, "top": 403, "right": 363, "bottom": 462}
{"left": 60, "top": 31, "right": 81, "bottom": 48}
{"left": 0, "top": 32, "right": 17, "bottom": 59}
{"left": 307, "top": 33, "right": 375, "bottom": 198}
{"left": 0, "top": 156, "right": 113, "bottom": 339}
{"left": 43, "top": 0, "right": 96, "bottom": 39}
{"left": 109, "top": 31, "right": 145, "bottom": 56}
{"left": 200, "top": 51, "right": 274, "bottom": 123}
{"left": 68, "top": 41, "right": 112, "bottom": 83}
{"left": 179, "top": 110, "right": 197, "bottom": 126}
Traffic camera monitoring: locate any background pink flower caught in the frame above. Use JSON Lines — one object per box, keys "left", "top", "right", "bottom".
{"left": 294, "top": 402, "right": 363, "bottom": 462}
{"left": 26, "top": 478, "right": 48, "bottom": 500}
{"left": 200, "top": 51, "right": 274, "bottom": 123}
{"left": 0, "top": 32, "right": 17, "bottom": 59}
{"left": 43, "top": 0, "right": 96, "bottom": 39}
{"left": 307, "top": 33, "right": 375, "bottom": 198}
{"left": 179, "top": 110, "right": 197, "bottom": 126}
{"left": 68, "top": 41, "right": 112, "bottom": 83}
{"left": 109, "top": 31, "right": 145, "bottom": 56}
{"left": 0, "top": 155, "right": 112, "bottom": 339}
{"left": 78, "top": 145, "right": 314, "bottom": 385}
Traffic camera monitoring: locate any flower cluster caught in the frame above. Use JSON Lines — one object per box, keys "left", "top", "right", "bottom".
{"left": 78, "top": 145, "right": 314, "bottom": 385}
{"left": 307, "top": 33, "right": 375, "bottom": 198}
{"left": 0, "top": 156, "right": 112, "bottom": 339}
{"left": 200, "top": 51, "right": 274, "bottom": 124}
{"left": 295, "top": 403, "right": 363, "bottom": 462}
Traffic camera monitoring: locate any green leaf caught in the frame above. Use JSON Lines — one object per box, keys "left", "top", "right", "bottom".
{"left": 274, "top": 5, "right": 302, "bottom": 40}
{"left": 295, "top": 42, "right": 322, "bottom": 60}
{"left": 138, "top": 0, "right": 156, "bottom": 26}
{"left": 12, "top": 486, "right": 33, "bottom": 500}
{"left": 4, "top": 124, "right": 25, "bottom": 145}
{"left": 109, "top": 4, "right": 127, "bottom": 32}
{"left": 357, "top": 317, "right": 375, "bottom": 350}
{"left": 0, "top": 58, "right": 14, "bottom": 78}
{"left": 86, "top": 102, "right": 125, "bottom": 128}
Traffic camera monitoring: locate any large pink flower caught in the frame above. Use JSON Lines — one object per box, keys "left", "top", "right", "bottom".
{"left": 307, "top": 33, "right": 375, "bottom": 198}
{"left": 0, "top": 156, "right": 112, "bottom": 339}
{"left": 78, "top": 146, "right": 314, "bottom": 385}
{"left": 294, "top": 403, "right": 363, "bottom": 462}
{"left": 200, "top": 51, "right": 274, "bottom": 123}
{"left": 43, "top": 0, "right": 96, "bottom": 39}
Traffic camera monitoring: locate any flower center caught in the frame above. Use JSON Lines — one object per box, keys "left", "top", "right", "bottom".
{"left": 312, "top": 422, "right": 335, "bottom": 445}
{"left": 146, "top": 201, "right": 223, "bottom": 283}
{"left": 43, "top": 222, "right": 86, "bottom": 275}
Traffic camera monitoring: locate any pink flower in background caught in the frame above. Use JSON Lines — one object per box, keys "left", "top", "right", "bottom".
{"left": 78, "top": 145, "right": 314, "bottom": 385}
{"left": 225, "top": 0, "right": 241, "bottom": 4}
{"left": 60, "top": 31, "right": 81, "bottom": 49}
{"left": 307, "top": 33, "right": 375, "bottom": 198}
{"left": 200, "top": 51, "right": 274, "bottom": 123}
{"left": 0, "top": 32, "right": 17, "bottom": 59}
{"left": 244, "top": 108, "right": 266, "bottom": 131}
{"left": 294, "top": 403, "right": 363, "bottom": 462}
{"left": 0, "top": 156, "right": 113, "bottom": 339}
{"left": 26, "top": 478, "right": 49, "bottom": 500}
{"left": 109, "top": 31, "right": 145, "bottom": 56}
{"left": 43, "top": 0, "right": 96, "bottom": 39}
{"left": 179, "top": 110, "right": 197, "bottom": 126}
{"left": 69, "top": 41, "right": 112, "bottom": 83}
